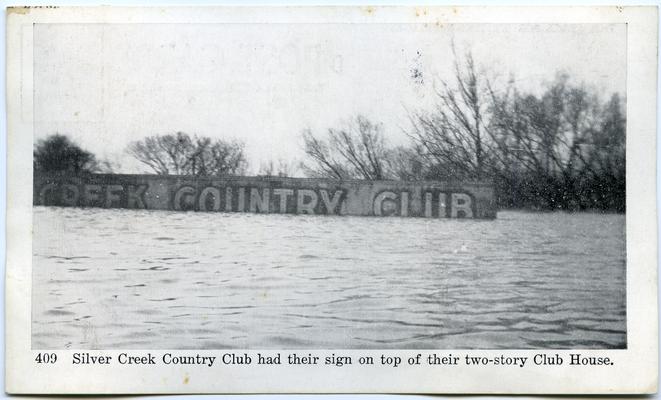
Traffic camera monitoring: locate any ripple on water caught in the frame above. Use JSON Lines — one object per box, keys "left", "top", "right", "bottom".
{"left": 32, "top": 208, "right": 626, "bottom": 349}
{"left": 45, "top": 309, "right": 75, "bottom": 316}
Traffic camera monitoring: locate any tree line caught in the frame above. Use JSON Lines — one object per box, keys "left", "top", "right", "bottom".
{"left": 34, "top": 51, "right": 625, "bottom": 212}
{"left": 299, "top": 53, "right": 625, "bottom": 212}
{"left": 34, "top": 132, "right": 249, "bottom": 176}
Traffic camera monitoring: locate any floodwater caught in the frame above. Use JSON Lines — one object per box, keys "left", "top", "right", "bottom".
{"left": 32, "top": 207, "right": 626, "bottom": 349}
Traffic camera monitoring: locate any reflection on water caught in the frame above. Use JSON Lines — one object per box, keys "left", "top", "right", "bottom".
{"left": 32, "top": 207, "right": 626, "bottom": 349}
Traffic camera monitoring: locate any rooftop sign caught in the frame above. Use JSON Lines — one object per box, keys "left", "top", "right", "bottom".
{"left": 34, "top": 173, "right": 497, "bottom": 219}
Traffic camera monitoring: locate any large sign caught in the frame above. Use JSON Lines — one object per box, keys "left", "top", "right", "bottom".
{"left": 34, "top": 173, "right": 497, "bottom": 219}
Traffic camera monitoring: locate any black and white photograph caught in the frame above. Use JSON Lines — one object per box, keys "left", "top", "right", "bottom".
{"left": 5, "top": 5, "right": 658, "bottom": 395}
{"left": 31, "top": 20, "right": 627, "bottom": 350}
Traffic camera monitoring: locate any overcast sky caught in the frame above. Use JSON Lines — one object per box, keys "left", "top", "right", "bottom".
{"left": 33, "top": 23, "right": 626, "bottom": 174}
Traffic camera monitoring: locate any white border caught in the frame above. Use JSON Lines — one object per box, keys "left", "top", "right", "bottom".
{"left": 4, "top": 5, "right": 658, "bottom": 395}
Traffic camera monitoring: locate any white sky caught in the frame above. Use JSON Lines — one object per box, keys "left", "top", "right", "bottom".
{"left": 33, "top": 23, "right": 627, "bottom": 174}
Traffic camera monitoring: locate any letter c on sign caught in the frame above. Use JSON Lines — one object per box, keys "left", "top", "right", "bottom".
{"left": 173, "top": 186, "right": 197, "bottom": 211}
{"left": 38, "top": 184, "right": 55, "bottom": 205}
{"left": 373, "top": 191, "right": 397, "bottom": 216}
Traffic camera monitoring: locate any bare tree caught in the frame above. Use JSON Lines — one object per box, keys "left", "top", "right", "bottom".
{"left": 384, "top": 145, "right": 426, "bottom": 181}
{"left": 127, "top": 132, "right": 247, "bottom": 176}
{"left": 409, "top": 47, "right": 491, "bottom": 181}
{"left": 189, "top": 136, "right": 248, "bottom": 176}
{"left": 582, "top": 92, "right": 626, "bottom": 211}
{"left": 301, "top": 115, "right": 393, "bottom": 180}
{"left": 408, "top": 45, "right": 625, "bottom": 211}
{"left": 300, "top": 129, "right": 348, "bottom": 179}
{"left": 588, "top": 93, "right": 626, "bottom": 179}
{"left": 487, "top": 72, "right": 625, "bottom": 210}
{"left": 127, "top": 132, "right": 192, "bottom": 175}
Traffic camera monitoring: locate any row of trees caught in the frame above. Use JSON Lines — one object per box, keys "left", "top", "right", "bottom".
{"left": 34, "top": 132, "right": 292, "bottom": 178}
{"left": 126, "top": 132, "right": 248, "bottom": 176}
{"left": 34, "top": 51, "right": 625, "bottom": 212}
{"left": 299, "top": 54, "right": 625, "bottom": 212}
{"left": 34, "top": 132, "right": 249, "bottom": 176}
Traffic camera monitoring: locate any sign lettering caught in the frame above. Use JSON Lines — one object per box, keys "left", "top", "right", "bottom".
{"left": 33, "top": 173, "right": 495, "bottom": 219}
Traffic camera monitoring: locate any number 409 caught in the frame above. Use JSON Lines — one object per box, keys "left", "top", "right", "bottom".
{"left": 35, "top": 353, "right": 57, "bottom": 363}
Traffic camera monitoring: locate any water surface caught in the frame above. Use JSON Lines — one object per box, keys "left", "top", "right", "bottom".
{"left": 32, "top": 207, "right": 626, "bottom": 349}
